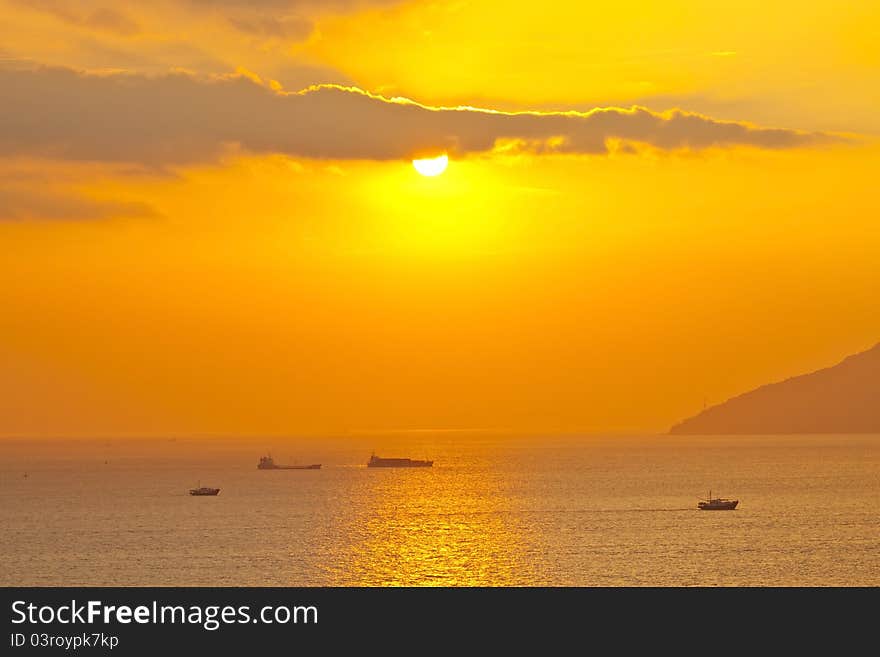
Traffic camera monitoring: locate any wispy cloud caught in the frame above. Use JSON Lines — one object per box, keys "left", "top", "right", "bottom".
{"left": 12, "top": 0, "right": 141, "bottom": 36}
{"left": 0, "top": 186, "right": 157, "bottom": 221}
{"left": 11, "top": 0, "right": 401, "bottom": 41}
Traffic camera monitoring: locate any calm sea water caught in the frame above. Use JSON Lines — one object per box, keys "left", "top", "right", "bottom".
{"left": 1, "top": 434, "right": 877, "bottom": 586}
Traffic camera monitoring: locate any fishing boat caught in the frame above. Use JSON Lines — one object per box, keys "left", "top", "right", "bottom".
{"left": 189, "top": 482, "right": 220, "bottom": 496}
{"left": 698, "top": 490, "right": 738, "bottom": 510}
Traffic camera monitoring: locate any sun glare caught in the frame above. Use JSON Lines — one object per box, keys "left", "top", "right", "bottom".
{"left": 412, "top": 154, "right": 449, "bottom": 177}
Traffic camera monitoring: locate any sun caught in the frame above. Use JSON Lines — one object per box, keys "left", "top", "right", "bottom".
{"left": 412, "top": 154, "right": 449, "bottom": 177}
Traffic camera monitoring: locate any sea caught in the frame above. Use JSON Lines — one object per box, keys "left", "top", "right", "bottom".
{"left": 1, "top": 433, "right": 878, "bottom": 586}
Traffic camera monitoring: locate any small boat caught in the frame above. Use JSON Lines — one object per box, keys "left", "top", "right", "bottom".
{"left": 189, "top": 482, "right": 220, "bottom": 496}
{"left": 698, "top": 490, "right": 738, "bottom": 510}
{"left": 367, "top": 453, "right": 433, "bottom": 468}
{"left": 257, "top": 455, "right": 321, "bottom": 470}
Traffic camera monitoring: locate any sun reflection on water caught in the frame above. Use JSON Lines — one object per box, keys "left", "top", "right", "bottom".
{"left": 323, "top": 459, "right": 542, "bottom": 586}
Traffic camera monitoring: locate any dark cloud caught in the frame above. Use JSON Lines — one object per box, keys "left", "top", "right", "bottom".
{"left": 0, "top": 66, "right": 841, "bottom": 166}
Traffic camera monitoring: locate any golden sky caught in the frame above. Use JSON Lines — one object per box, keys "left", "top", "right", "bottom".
{"left": 1, "top": 1, "right": 878, "bottom": 436}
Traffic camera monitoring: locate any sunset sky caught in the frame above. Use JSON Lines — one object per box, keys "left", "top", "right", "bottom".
{"left": 1, "top": 1, "right": 878, "bottom": 437}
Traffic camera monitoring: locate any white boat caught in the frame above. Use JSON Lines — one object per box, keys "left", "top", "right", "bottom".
{"left": 698, "top": 490, "right": 738, "bottom": 510}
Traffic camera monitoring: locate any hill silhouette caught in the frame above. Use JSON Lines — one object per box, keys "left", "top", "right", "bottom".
{"left": 670, "top": 343, "right": 880, "bottom": 434}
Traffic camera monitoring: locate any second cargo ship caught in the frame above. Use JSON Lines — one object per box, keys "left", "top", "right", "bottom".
{"left": 258, "top": 455, "right": 321, "bottom": 470}
{"left": 367, "top": 453, "right": 433, "bottom": 468}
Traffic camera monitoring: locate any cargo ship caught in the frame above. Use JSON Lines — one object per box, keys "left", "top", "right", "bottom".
{"left": 257, "top": 455, "right": 321, "bottom": 470}
{"left": 367, "top": 453, "right": 433, "bottom": 468}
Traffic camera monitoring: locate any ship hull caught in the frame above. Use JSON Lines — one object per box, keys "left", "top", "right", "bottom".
{"left": 698, "top": 501, "right": 738, "bottom": 510}
{"left": 258, "top": 464, "right": 321, "bottom": 470}
{"left": 367, "top": 460, "right": 433, "bottom": 468}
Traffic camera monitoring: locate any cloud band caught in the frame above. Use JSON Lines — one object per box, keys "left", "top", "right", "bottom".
{"left": 0, "top": 66, "right": 839, "bottom": 166}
